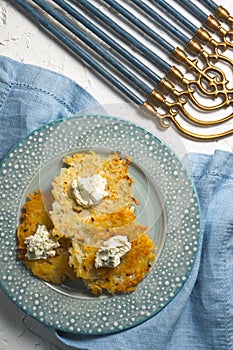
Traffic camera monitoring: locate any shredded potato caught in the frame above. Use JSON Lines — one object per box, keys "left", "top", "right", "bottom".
{"left": 17, "top": 151, "right": 156, "bottom": 294}
{"left": 69, "top": 233, "right": 156, "bottom": 295}
{"left": 17, "top": 190, "right": 76, "bottom": 284}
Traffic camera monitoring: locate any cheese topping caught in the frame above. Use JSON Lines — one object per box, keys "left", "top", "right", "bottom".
{"left": 95, "top": 235, "right": 131, "bottom": 268}
{"left": 72, "top": 174, "right": 108, "bottom": 207}
{"left": 25, "top": 225, "right": 60, "bottom": 260}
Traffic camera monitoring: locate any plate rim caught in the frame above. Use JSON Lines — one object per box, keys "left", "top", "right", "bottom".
{"left": 0, "top": 114, "right": 201, "bottom": 335}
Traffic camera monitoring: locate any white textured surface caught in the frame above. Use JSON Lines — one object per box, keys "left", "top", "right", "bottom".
{"left": 0, "top": 0, "right": 232, "bottom": 349}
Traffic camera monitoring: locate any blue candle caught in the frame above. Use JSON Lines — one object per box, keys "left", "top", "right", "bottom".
{"left": 198, "top": 0, "right": 219, "bottom": 13}
{"left": 102, "top": 0, "right": 175, "bottom": 54}
{"left": 32, "top": 0, "right": 154, "bottom": 93}
{"left": 76, "top": 0, "right": 171, "bottom": 72}
{"left": 14, "top": 0, "right": 146, "bottom": 105}
{"left": 152, "top": 0, "right": 199, "bottom": 33}
{"left": 51, "top": 0, "right": 163, "bottom": 84}
{"left": 175, "top": 0, "right": 208, "bottom": 23}
{"left": 131, "top": 0, "right": 190, "bottom": 45}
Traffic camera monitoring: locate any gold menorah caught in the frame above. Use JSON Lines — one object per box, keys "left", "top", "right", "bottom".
{"left": 143, "top": 5, "right": 233, "bottom": 141}
{"left": 15, "top": 0, "right": 233, "bottom": 141}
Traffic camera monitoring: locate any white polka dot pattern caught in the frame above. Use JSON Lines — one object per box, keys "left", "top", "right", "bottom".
{"left": 0, "top": 115, "right": 200, "bottom": 335}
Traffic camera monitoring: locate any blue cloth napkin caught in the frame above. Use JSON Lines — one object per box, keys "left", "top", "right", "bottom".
{"left": 1, "top": 56, "right": 232, "bottom": 350}
{"left": 0, "top": 55, "right": 103, "bottom": 160}
{"left": 55, "top": 150, "right": 233, "bottom": 350}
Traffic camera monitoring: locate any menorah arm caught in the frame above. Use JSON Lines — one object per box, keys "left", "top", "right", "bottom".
{"left": 142, "top": 100, "right": 233, "bottom": 141}
{"left": 214, "top": 6, "right": 233, "bottom": 28}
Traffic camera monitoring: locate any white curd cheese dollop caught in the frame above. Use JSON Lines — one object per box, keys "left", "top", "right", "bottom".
{"left": 72, "top": 173, "right": 108, "bottom": 207}
{"left": 25, "top": 225, "right": 60, "bottom": 260}
{"left": 95, "top": 235, "right": 132, "bottom": 268}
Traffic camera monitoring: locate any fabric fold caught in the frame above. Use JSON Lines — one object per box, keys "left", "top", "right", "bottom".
{"left": 55, "top": 151, "right": 233, "bottom": 350}
{"left": 0, "top": 55, "right": 103, "bottom": 160}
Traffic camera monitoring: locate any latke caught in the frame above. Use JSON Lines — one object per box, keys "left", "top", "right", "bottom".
{"left": 17, "top": 151, "right": 156, "bottom": 294}
{"left": 17, "top": 190, "right": 76, "bottom": 284}
{"left": 50, "top": 152, "right": 137, "bottom": 230}
{"left": 69, "top": 233, "right": 156, "bottom": 294}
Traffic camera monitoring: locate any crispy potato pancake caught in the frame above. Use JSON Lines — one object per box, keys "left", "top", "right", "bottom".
{"left": 17, "top": 151, "right": 156, "bottom": 294}
{"left": 17, "top": 190, "right": 53, "bottom": 256}
{"left": 50, "top": 152, "right": 137, "bottom": 232}
{"left": 69, "top": 233, "right": 156, "bottom": 295}
{"left": 87, "top": 208, "right": 136, "bottom": 228}
{"left": 17, "top": 190, "right": 75, "bottom": 284}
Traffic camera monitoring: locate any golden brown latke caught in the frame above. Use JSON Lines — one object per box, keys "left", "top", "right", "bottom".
{"left": 49, "top": 152, "right": 139, "bottom": 243}
{"left": 69, "top": 233, "right": 156, "bottom": 295}
{"left": 17, "top": 152, "right": 156, "bottom": 294}
{"left": 17, "top": 190, "right": 75, "bottom": 284}
{"left": 17, "top": 190, "right": 53, "bottom": 257}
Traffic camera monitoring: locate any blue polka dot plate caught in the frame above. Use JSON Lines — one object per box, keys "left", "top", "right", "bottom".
{"left": 0, "top": 115, "right": 201, "bottom": 335}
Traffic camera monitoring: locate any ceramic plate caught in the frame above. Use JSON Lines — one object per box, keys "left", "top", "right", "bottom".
{"left": 0, "top": 115, "right": 200, "bottom": 335}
